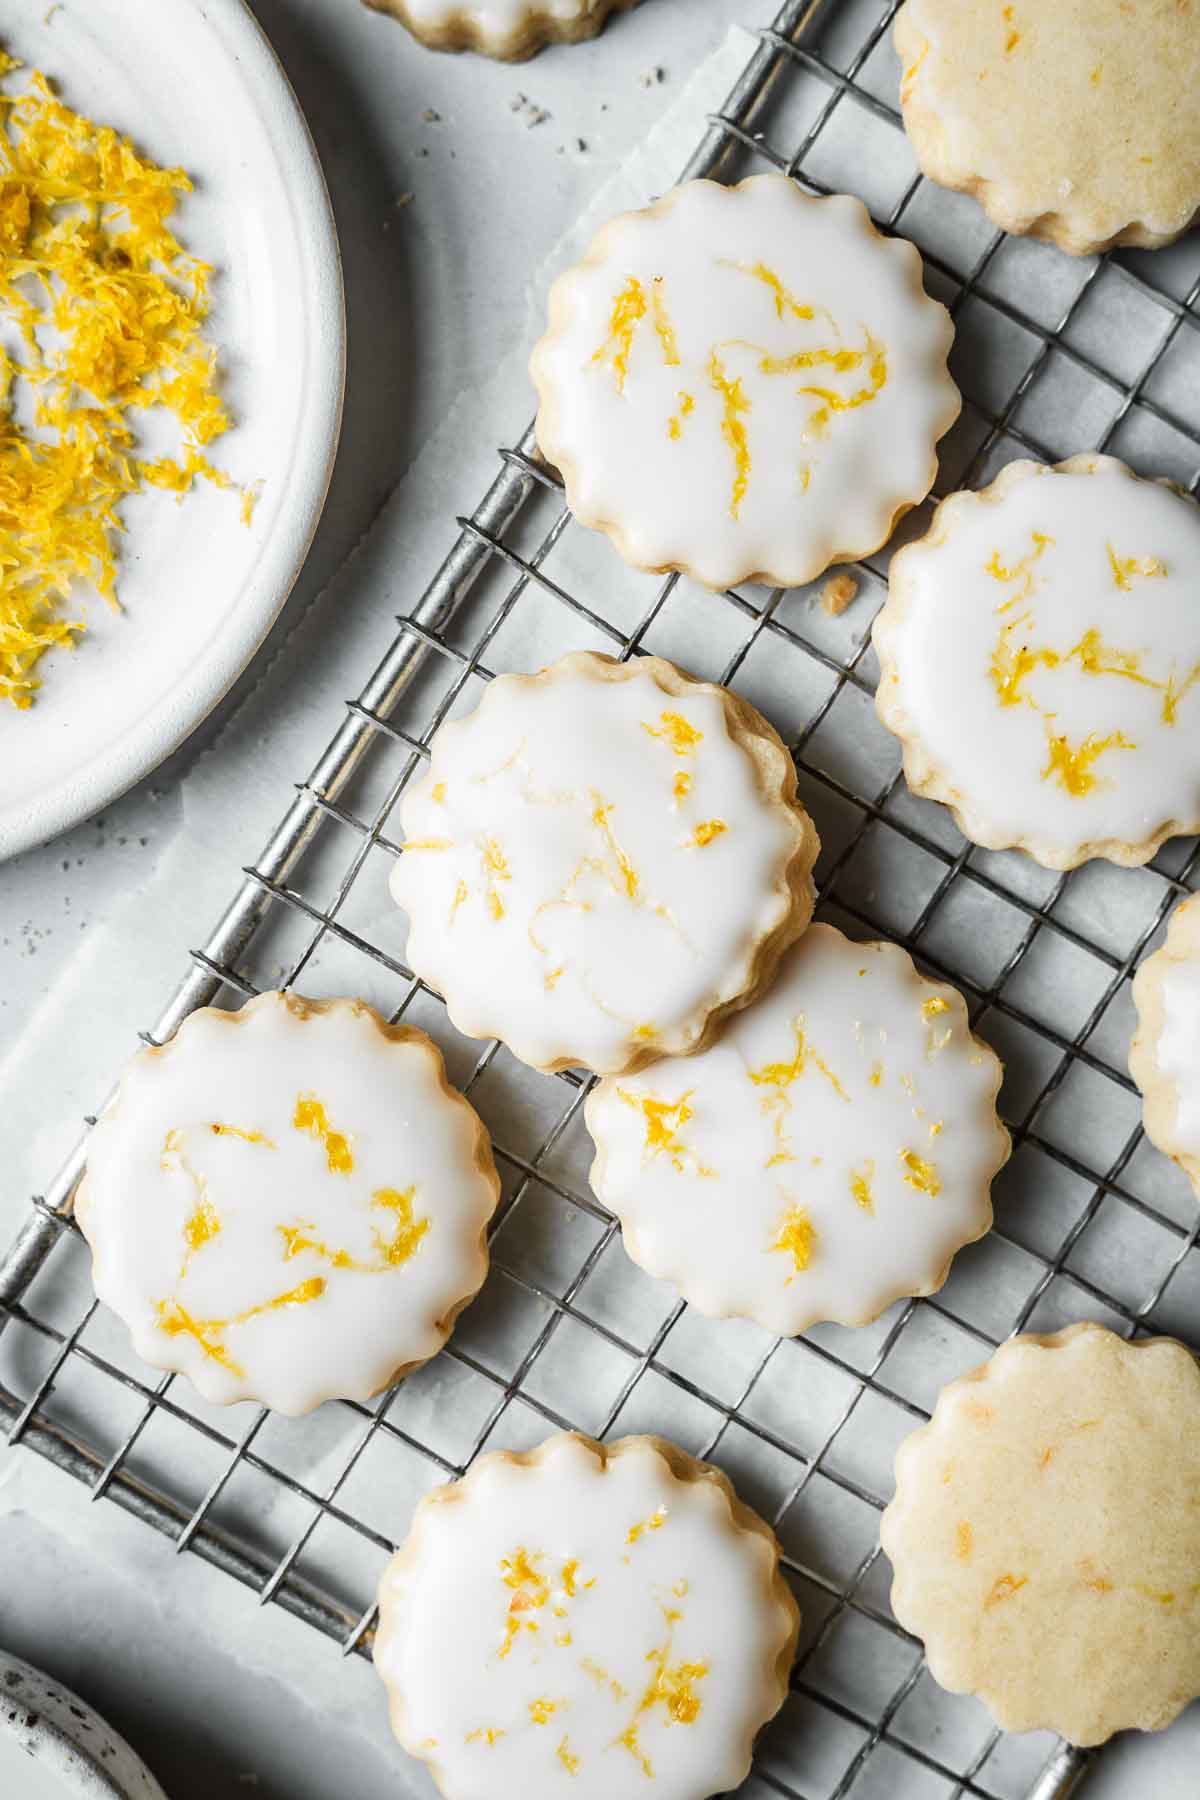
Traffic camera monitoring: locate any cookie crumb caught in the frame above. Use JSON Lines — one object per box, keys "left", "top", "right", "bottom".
{"left": 639, "top": 65, "right": 667, "bottom": 87}
{"left": 819, "top": 573, "right": 859, "bottom": 616}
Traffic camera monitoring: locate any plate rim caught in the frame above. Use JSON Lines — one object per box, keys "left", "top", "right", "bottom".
{"left": 0, "top": 0, "right": 347, "bottom": 862}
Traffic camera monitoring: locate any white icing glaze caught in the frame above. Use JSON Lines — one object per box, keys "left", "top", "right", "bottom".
{"left": 585, "top": 923, "right": 1007, "bottom": 1333}
{"left": 530, "top": 175, "right": 959, "bottom": 591}
{"left": 389, "top": 653, "right": 813, "bottom": 1075}
{"left": 75, "top": 993, "right": 500, "bottom": 1415}
{"left": 874, "top": 457, "right": 1200, "bottom": 869}
{"left": 374, "top": 1433, "right": 797, "bottom": 1800}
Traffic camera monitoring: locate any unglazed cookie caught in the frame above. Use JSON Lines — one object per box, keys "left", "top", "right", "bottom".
{"left": 874, "top": 456, "right": 1200, "bottom": 870}
{"left": 895, "top": 0, "right": 1200, "bottom": 255}
{"left": 530, "top": 176, "right": 959, "bottom": 591}
{"left": 374, "top": 1431, "right": 799, "bottom": 1799}
{"left": 586, "top": 924, "right": 1008, "bottom": 1334}
{"left": 880, "top": 1323, "right": 1200, "bottom": 1745}
{"left": 75, "top": 993, "right": 500, "bottom": 1415}
{"left": 363, "top": 0, "right": 635, "bottom": 60}
{"left": 389, "top": 651, "right": 818, "bottom": 1076}
{"left": 1131, "top": 891, "right": 1200, "bottom": 1203}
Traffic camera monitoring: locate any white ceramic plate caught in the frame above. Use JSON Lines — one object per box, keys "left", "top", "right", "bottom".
{"left": 0, "top": 0, "right": 345, "bottom": 860}
{"left": 0, "top": 1651, "right": 166, "bottom": 1798}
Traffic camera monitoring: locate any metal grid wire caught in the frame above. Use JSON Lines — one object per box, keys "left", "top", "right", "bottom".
{"left": 4, "top": 1, "right": 1200, "bottom": 1795}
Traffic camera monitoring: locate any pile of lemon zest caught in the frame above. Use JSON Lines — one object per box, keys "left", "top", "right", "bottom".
{"left": 464, "top": 1727, "right": 505, "bottom": 1746}
{"left": 1041, "top": 727, "right": 1135, "bottom": 796}
{"left": 772, "top": 1202, "right": 817, "bottom": 1278}
{"left": 673, "top": 770, "right": 692, "bottom": 801}
{"left": 449, "top": 878, "right": 470, "bottom": 925}
{"left": 899, "top": 1149, "right": 940, "bottom": 1196}
{"left": 707, "top": 349, "right": 751, "bottom": 519}
{"left": 643, "top": 709, "right": 702, "bottom": 754}
{"left": 869, "top": 1060, "right": 884, "bottom": 1088}
{"left": 690, "top": 819, "right": 727, "bottom": 848}
{"left": 0, "top": 58, "right": 245, "bottom": 708}
{"left": 921, "top": 996, "right": 949, "bottom": 1020}
{"left": 984, "top": 1573, "right": 1027, "bottom": 1607}
{"left": 1107, "top": 543, "right": 1167, "bottom": 590}
{"left": 528, "top": 1697, "right": 563, "bottom": 1726}
{"left": 850, "top": 1161, "right": 875, "bottom": 1214}
{"left": 543, "top": 964, "right": 565, "bottom": 990}
{"left": 556, "top": 1736, "right": 580, "bottom": 1775}
{"left": 293, "top": 1095, "right": 353, "bottom": 1174}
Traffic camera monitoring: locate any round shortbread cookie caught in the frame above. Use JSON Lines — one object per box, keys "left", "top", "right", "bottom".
{"left": 362, "top": 0, "right": 636, "bottom": 60}
{"left": 880, "top": 1323, "right": 1200, "bottom": 1744}
{"left": 873, "top": 455, "right": 1200, "bottom": 870}
{"left": 895, "top": 0, "right": 1200, "bottom": 256}
{"left": 585, "top": 923, "right": 1008, "bottom": 1334}
{"left": 374, "top": 1431, "right": 799, "bottom": 1800}
{"left": 75, "top": 992, "right": 500, "bottom": 1416}
{"left": 389, "top": 651, "right": 818, "bottom": 1076}
{"left": 530, "top": 175, "right": 959, "bottom": 592}
{"left": 1131, "top": 890, "right": 1200, "bottom": 1204}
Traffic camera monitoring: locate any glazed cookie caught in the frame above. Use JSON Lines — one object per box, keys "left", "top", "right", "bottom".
{"left": 874, "top": 456, "right": 1200, "bottom": 870}
{"left": 895, "top": 0, "right": 1200, "bottom": 255}
{"left": 1131, "top": 891, "right": 1200, "bottom": 1203}
{"left": 880, "top": 1323, "right": 1200, "bottom": 1744}
{"left": 586, "top": 923, "right": 1008, "bottom": 1334}
{"left": 75, "top": 992, "right": 500, "bottom": 1415}
{"left": 363, "top": 0, "right": 635, "bottom": 60}
{"left": 530, "top": 175, "right": 959, "bottom": 591}
{"left": 374, "top": 1431, "right": 799, "bottom": 1799}
{"left": 389, "top": 651, "right": 818, "bottom": 1076}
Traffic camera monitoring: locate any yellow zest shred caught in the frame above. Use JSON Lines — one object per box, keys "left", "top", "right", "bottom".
{"left": 1041, "top": 726, "right": 1135, "bottom": 796}
{"left": 0, "top": 52, "right": 246, "bottom": 708}
{"left": 899, "top": 1148, "right": 941, "bottom": 1196}
{"left": 293, "top": 1095, "right": 354, "bottom": 1174}
{"left": 771, "top": 1202, "right": 817, "bottom": 1278}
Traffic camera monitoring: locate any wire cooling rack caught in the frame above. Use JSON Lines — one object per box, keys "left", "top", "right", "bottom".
{"left": 4, "top": 1, "right": 1200, "bottom": 1795}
